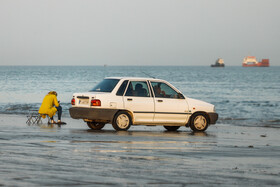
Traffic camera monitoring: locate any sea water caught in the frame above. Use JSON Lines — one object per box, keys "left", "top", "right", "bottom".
{"left": 0, "top": 66, "right": 279, "bottom": 127}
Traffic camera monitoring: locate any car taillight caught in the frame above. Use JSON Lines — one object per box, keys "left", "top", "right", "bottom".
{"left": 71, "top": 98, "right": 75, "bottom": 105}
{"left": 91, "top": 99, "right": 101, "bottom": 106}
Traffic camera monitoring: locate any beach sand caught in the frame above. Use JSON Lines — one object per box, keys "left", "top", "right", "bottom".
{"left": 0, "top": 114, "right": 279, "bottom": 186}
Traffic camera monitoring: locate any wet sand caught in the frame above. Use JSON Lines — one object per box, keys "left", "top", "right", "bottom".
{"left": 0, "top": 114, "right": 280, "bottom": 186}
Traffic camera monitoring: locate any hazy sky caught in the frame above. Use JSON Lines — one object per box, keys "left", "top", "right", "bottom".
{"left": 0, "top": 0, "right": 279, "bottom": 66}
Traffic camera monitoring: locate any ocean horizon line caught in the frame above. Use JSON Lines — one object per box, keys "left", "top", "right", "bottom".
{"left": 1, "top": 65, "right": 279, "bottom": 67}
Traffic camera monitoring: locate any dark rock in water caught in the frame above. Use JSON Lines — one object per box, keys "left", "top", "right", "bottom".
{"left": 248, "top": 145, "right": 254, "bottom": 148}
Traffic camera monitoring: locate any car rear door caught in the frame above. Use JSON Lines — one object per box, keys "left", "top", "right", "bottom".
{"left": 150, "top": 81, "right": 190, "bottom": 124}
{"left": 123, "top": 80, "right": 155, "bottom": 123}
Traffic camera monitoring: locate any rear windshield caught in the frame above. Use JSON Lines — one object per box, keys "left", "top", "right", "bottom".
{"left": 90, "top": 79, "right": 120, "bottom": 92}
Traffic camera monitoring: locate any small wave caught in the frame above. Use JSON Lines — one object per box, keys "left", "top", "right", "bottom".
{"left": 266, "top": 119, "right": 280, "bottom": 123}
{"left": 0, "top": 103, "right": 71, "bottom": 116}
{"left": 235, "top": 101, "right": 278, "bottom": 107}
{"left": 220, "top": 117, "right": 249, "bottom": 121}
{"left": 0, "top": 103, "right": 39, "bottom": 115}
{"left": 218, "top": 117, "right": 280, "bottom": 128}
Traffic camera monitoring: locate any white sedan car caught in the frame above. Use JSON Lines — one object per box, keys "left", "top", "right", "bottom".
{"left": 69, "top": 77, "right": 218, "bottom": 132}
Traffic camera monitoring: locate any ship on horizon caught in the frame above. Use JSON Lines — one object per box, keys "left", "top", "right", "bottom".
{"left": 211, "top": 58, "right": 225, "bottom": 67}
{"left": 242, "top": 56, "right": 269, "bottom": 67}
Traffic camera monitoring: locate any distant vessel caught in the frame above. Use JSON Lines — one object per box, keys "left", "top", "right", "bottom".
{"left": 211, "top": 58, "right": 225, "bottom": 67}
{"left": 242, "top": 56, "right": 269, "bottom": 67}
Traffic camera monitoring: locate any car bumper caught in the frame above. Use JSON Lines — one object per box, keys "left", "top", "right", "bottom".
{"left": 69, "top": 107, "right": 118, "bottom": 122}
{"left": 208, "top": 112, "right": 218, "bottom": 124}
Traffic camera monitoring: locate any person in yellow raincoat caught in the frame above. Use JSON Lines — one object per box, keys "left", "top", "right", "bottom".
{"left": 39, "top": 91, "right": 62, "bottom": 123}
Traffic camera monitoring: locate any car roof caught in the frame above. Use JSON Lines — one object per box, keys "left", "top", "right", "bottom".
{"left": 105, "top": 77, "right": 165, "bottom": 82}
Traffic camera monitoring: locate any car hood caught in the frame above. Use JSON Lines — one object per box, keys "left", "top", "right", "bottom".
{"left": 186, "top": 98, "right": 215, "bottom": 113}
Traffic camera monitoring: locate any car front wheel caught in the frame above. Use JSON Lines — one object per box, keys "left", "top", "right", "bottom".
{"left": 189, "top": 113, "right": 209, "bottom": 132}
{"left": 87, "top": 122, "right": 105, "bottom": 130}
{"left": 112, "top": 111, "right": 131, "bottom": 131}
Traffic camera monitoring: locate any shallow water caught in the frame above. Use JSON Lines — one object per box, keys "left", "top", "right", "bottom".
{"left": 1, "top": 115, "right": 280, "bottom": 186}
{"left": 1, "top": 66, "right": 280, "bottom": 185}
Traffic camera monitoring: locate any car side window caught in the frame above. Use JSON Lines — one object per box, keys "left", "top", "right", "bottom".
{"left": 151, "top": 82, "right": 181, "bottom": 99}
{"left": 116, "top": 80, "right": 128, "bottom": 96}
{"left": 125, "top": 81, "right": 150, "bottom": 97}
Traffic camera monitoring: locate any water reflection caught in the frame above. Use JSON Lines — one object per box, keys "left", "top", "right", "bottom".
{"left": 78, "top": 129, "right": 215, "bottom": 138}
{"left": 28, "top": 122, "right": 65, "bottom": 130}
{"left": 26, "top": 123, "right": 63, "bottom": 133}
{"left": 189, "top": 131, "right": 209, "bottom": 137}
{"left": 70, "top": 129, "right": 217, "bottom": 152}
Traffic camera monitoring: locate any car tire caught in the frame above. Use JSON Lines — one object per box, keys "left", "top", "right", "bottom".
{"left": 164, "top": 126, "right": 180, "bottom": 131}
{"left": 112, "top": 111, "right": 131, "bottom": 131}
{"left": 87, "top": 122, "right": 105, "bottom": 130}
{"left": 189, "top": 113, "right": 209, "bottom": 132}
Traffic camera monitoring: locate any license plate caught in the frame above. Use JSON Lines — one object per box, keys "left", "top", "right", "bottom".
{"left": 79, "top": 99, "right": 89, "bottom": 105}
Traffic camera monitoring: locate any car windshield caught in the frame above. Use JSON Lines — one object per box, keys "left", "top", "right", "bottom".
{"left": 89, "top": 79, "right": 120, "bottom": 92}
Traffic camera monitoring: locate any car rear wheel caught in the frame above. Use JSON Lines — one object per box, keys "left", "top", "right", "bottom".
{"left": 87, "top": 122, "right": 105, "bottom": 130}
{"left": 189, "top": 113, "right": 209, "bottom": 132}
{"left": 164, "top": 126, "right": 180, "bottom": 131}
{"left": 112, "top": 111, "right": 131, "bottom": 131}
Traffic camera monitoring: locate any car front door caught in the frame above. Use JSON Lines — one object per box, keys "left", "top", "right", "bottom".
{"left": 123, "top": 81, "right": 155, "bottom": 124}
{"left": 150, "top": 81, "right": 190, "bottom": 124}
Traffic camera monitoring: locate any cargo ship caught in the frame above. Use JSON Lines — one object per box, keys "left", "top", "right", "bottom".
{"left": 211, "top": 58, "right": 225, "bottom": 67}
{"left": 242, "top": 56, "right": 269, "bottom": 67}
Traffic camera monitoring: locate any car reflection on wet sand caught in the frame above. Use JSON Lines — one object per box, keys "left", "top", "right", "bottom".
{"left": 1, "top": 115, "right": 280, "bottom": 186}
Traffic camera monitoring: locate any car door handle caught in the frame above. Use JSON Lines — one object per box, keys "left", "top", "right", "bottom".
{"left": 127, "top": 98, "right": 133, "bottom": 101}
{"left": 157, "top": 100, "right": 163, "bottom": 102}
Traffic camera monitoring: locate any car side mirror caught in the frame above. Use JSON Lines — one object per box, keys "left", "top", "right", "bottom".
{"left": 178, "top": 93, "right": 185, "bottom": 99}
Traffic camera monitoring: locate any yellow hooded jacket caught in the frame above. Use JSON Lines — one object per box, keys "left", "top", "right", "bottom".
{"left": 38, "top": 92, "right": 59, "bottom": 118}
